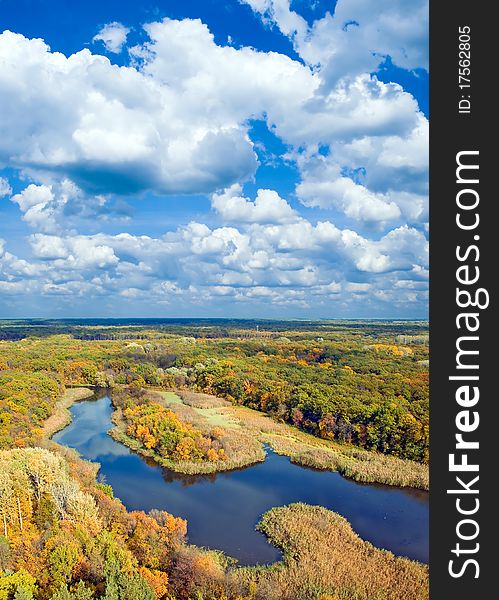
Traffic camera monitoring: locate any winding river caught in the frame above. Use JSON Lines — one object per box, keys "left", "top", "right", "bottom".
{"left": 53, "top": 393, "right": 429, "bottom": 566}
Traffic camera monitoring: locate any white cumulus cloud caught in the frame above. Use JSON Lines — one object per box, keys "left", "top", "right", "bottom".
{"left": 242, "top": 0, "right": 428, "bottom": 84}
{"left": 0, "top": 6, "right": 429, "bottom": 317}
{"left": 212, "top": 184, "right": 300, "bottom": 224}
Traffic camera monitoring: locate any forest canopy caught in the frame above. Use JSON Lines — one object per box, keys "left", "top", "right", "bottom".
{"left": 0, "top": 320, "right": 429, "bottom": 462}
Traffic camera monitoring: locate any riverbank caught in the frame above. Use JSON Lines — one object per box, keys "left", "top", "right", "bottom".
{"left": 265, "top": 433, "right": 429, "bottom": 490}
{"left": 110, "top": 388, "right": 429, "bottom": 489}
{"left": 43, "top": 387, "right": 94, "bottom": 438}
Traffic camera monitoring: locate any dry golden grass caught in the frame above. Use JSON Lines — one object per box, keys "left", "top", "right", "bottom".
{"left": 43, "top": 387, "right": 94, "bottom": 438}
{"left": 234, "top": 503, "right": 428, "bottom": 600}
{"left": 333, "top": 447, "right": 429, "bottom": 490}
{"left": 265, "top": 436, "right": 429, "bottom": 490}
{"left": 178, "top": 390, "right": 230, "bottom": 409}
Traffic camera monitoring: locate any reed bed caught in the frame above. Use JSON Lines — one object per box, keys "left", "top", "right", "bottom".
{"left": 266, "top": 436, "right": 429, "bottom": 490}
{"left": 234, "top": 503, "right": 428, "bottom": 600}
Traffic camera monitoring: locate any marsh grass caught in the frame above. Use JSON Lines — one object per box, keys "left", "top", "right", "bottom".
{"left": 234, "top": 503, "right": 428, "bottom": 600}
{"left": 266, "top": 436, "right": 429, "bottom": 490}
{"left": 178, "top": 390, "right": 229, "bottom": 409}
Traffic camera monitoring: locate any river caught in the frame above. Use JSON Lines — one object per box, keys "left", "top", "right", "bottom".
{"left": 53, "top": 393, "right": 429, "bottom": 566}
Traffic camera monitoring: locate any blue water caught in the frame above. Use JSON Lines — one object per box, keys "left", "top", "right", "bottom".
{"left": 54, "top": 394, "right": 429, "bottom": 565}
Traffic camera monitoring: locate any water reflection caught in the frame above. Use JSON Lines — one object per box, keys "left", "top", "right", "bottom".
{"left": 54, "top": 395, "right": 429, "bottom": 566}
{"left": 158, "top": 466, "right": 220, "bottom": 487}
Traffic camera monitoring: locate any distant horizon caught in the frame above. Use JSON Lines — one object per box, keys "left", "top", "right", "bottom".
{"left": 0, "top": 316, "right": 429, "bottom": 323}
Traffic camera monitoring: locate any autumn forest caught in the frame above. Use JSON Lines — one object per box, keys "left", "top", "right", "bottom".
{"left": 0, "top": 319, "right": 430, "bottom": 600}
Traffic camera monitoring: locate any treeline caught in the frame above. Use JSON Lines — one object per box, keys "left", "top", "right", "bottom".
{"left": 108, "top": 338, "right": 429, "bottom": 462}
{"left": 0, "top": 329, "right": 429, "bottom": 462}
{"left": 191, "top": 362, "right": 428, "bottom": 463}
{"left": 0, "top": 319, "right": 429, "bottom": 341}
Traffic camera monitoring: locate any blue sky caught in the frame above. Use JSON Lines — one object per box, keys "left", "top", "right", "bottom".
{"left": 0, "top": 0, "right": 429, "bottom": 319}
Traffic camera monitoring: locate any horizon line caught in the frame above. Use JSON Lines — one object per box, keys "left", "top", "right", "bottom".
{"left": 0, "top": 317, "right": 429, "bottom": 322}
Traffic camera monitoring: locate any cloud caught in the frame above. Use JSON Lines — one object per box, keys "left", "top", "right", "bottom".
{"left": 243, "top": 0, "right": 308, "bottom": 38}
{"left": 30, "top": 233, "right": 118, "bottom": 269}
{"left": 0, "top": 237, "right": 43, "bottom": 287}
{"left": 290, "top": 111, "right": 428, "bottom": 226}
{"left": 92, "top": 22, "right": 130, "bottom": 54}
{"left": 0, "top": 21, "right": 423, "bottom": 202}
{"left": 338, "top": 115, "right": 429, "bottom": 195}
{"left": 12, "top": 183, "right": 58, "bottom": 232}
{"left": 0, "top": 27, "right": 265, "bottom": 195}
{"left": 295, "top": 161, "right": 401, "bottom": 225}
{"left": 11, "top": 179, "right": 129, "bottom": 233}
{"left": 0, "top": 9, "right": 428, "bottom": 317}
{"left": 0, "top": 197, "right": 428, "bottom": 315}
{"left": 212, "top": 184, "right": 300, "bottom": 224}
{"left": 242, "top": 0, "right": 428, "bottom": 85}
{"left": 9, "top": 207, "right": 426, "bottom": 303}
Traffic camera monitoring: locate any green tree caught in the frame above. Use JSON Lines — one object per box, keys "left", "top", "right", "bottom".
{"left": 117, "top": 573, "right": 155, "bottom": 600}
{"left": 50, "top": 582, "right": 94, "bottom": 600}
{"left": 103, "top": 569, "right": 154, "bottom": 600}
{"left": 13, "top": 588, "right": 34, "bottom": 600}
{"left": 0, "top": 570, "right": 36, "bottom": 600}
{"left": 48, "top": 542, "right": 81, "bottom": 588}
